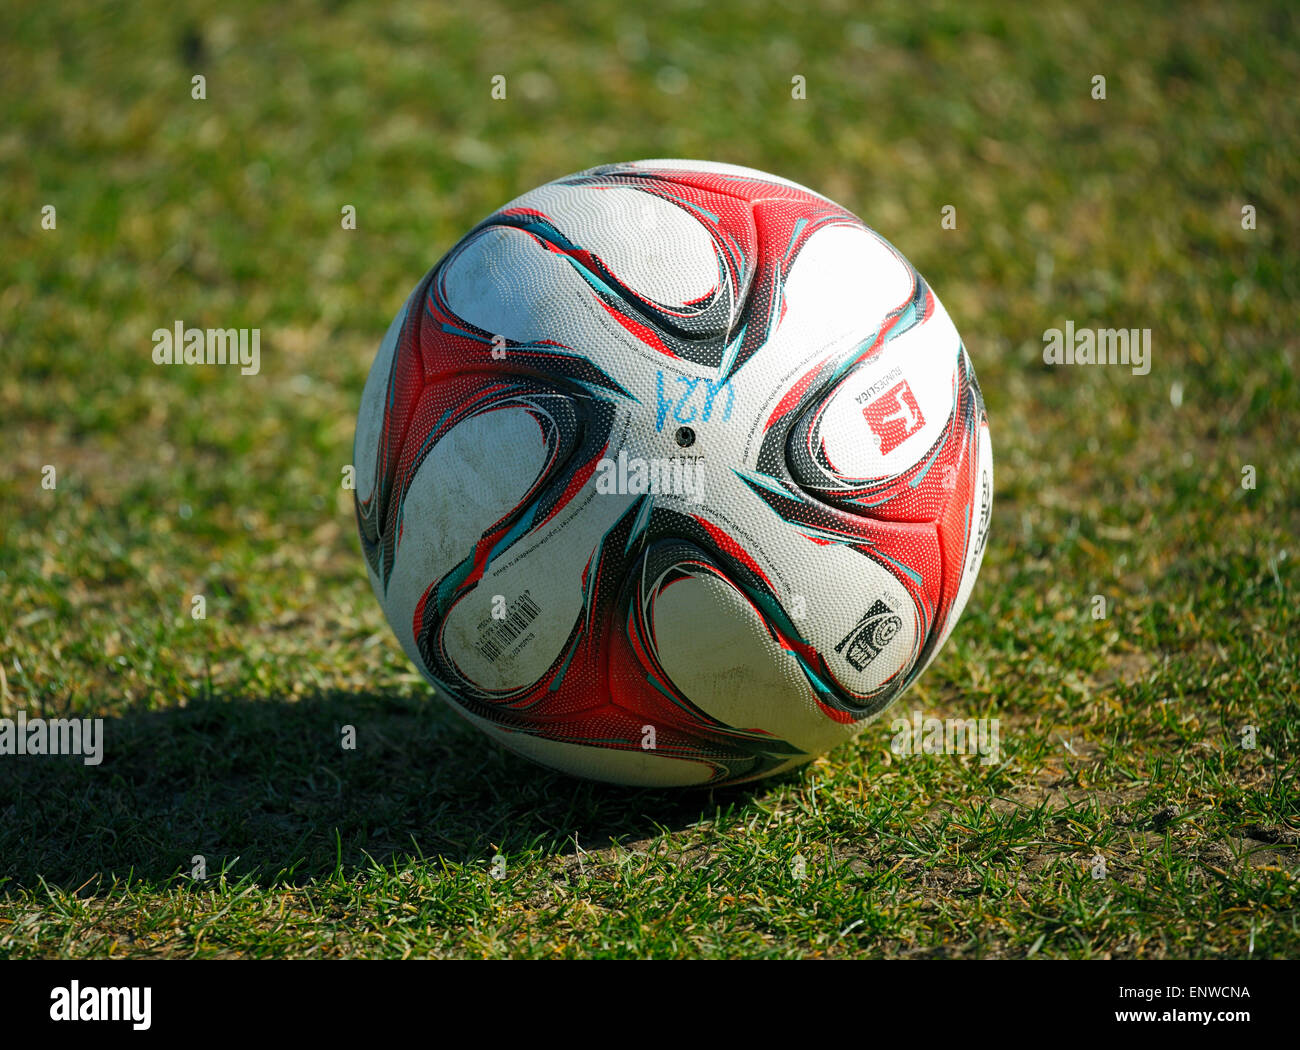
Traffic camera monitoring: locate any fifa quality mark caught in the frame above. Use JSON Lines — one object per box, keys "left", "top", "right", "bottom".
{"left": 835, "top": 598, "right": 904, "bottom": 672}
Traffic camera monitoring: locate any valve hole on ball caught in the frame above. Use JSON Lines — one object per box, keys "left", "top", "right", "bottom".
{"left": 675, "top": 426, "right": 696, "bottom": 448}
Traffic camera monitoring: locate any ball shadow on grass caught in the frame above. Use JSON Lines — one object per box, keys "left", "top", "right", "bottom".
{"left": 0, "top": 690, "right": 791, "bottom": 892}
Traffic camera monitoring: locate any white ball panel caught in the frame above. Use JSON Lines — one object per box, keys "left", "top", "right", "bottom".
{"left": 438, "top": 225, "right": 663, "bottom": 376}
{"left": 378, "top": 407, "right": 550, "bottom": 667}
{"left": 677, "top": 497, "right": 922, "bottom": 699}
{"left": 650, "top": 571, "right": 860, "bottom": 755}
{"left": 809, "top": 306, "right": 962, "bottom": 480}
{"left": 493, "top": 183, "right": 722, "bottom": 308}
{"left": 441, "top": 474, "right": 637, "bottom": 693}
{"left": 777, "top": 225, "right": 915, "bottom": 360}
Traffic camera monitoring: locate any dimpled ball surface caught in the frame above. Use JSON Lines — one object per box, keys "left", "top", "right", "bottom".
{"left": 353, "top": 159, "right": 992, "bottom": 787}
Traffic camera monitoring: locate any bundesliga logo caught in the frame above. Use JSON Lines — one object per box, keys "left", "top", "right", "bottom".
{"left": 862, "top": 379, "right": 926, "bottom": 455}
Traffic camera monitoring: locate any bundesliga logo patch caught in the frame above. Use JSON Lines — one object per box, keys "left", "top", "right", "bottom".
{"left": 863, "top": 379, "right": 926, "bottom": 454}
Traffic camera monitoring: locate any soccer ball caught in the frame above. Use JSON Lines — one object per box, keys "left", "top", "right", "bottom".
{"left": 353, "top": 160, "right": 992, "bottom": 788}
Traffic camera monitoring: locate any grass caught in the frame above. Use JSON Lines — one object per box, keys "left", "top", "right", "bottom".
{"left": 1, "top": 0, "right": 1297, "bottom": 958}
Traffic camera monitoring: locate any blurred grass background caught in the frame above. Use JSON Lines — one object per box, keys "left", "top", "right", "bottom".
{"left": 0, "top": 0, "right": 1297, "bottom": 958}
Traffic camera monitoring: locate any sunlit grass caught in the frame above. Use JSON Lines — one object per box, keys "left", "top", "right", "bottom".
{"left": 1, "top": 0, "right": 1296, "bottom": 958}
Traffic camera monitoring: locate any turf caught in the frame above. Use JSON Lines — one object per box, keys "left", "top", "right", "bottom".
{"left": 1, "top": 0, "right": 1297, "bottom": 958}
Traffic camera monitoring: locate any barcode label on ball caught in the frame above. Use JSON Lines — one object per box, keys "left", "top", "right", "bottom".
{"left": 476, "top": 590, "right": 542, "bottom": 663}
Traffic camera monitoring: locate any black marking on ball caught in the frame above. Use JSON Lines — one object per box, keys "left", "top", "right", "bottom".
{"left": 675, "top": 426, "right": 696, "bottom": 448}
